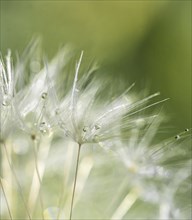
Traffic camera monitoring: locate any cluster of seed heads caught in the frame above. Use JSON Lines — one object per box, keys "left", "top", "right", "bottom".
{"left": 0, "top": 41, "right": 191, "bottom": 220}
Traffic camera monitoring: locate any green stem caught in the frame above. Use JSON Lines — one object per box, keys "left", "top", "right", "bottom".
{"left": 69, "top": 143, "right": 81, "bottom": 220}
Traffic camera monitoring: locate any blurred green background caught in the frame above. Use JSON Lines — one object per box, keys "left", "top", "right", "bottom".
{"left": 1, "top": 0, "right": 191, "bottom": 129}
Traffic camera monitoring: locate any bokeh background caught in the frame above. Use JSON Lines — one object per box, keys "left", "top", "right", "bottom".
{"left": 1, "top": 0, "right": 191, "bottom": 129}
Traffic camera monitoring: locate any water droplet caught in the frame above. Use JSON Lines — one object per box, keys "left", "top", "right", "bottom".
{"left": 2, "top": 95, "right": 11, "bottom": 106}
{"left": 64, "top": 130, "right": 70, "bottom": 137}
{"left": 185, "top": 128, "right": 189, "bottom": 132}
{"left": 175, "top": 135, "right": 180, "bottom": 140}
{"left": 2, "top": 100, "right": 9, "bottom": 106}
{"left": 93, "top": 134, "right": 99, "bottom": 141}
{"left": 94, "top": 124, "right": 101, "bottom": 130}
{"left": 135, "top": 118, "right": 145, "bottom": 127}
{"left": 41, "top": 92, "right": 47, "bottom": 99}
{"left": 83, "top": 126, "right": 88, "bottom": 132}
{"left": 39, "top": 121, "right": 50, "bottom": 135}
{"left": 30, "top": 61, "right": 41, "bottom": 73}
{"left": 75, "top": 88, "right": 79, "bottom": 92}
{"left": 55, "top": 108, "right": 60, "bottom": 115}
{"left": 59, "top": 121, "right": 65, "bottom": 129}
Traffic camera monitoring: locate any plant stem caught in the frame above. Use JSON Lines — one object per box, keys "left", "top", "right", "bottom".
{"left": 32, "top": 140, "right": 45, "bottom": 220}
{"left": 2, "top": 142, "right": 31, "bottom": 220}
{"left": 0, "top": 178, "right": 13, "bottom": 219}
{"left": 69, "top": 143, "right": 81, "bottom": 220}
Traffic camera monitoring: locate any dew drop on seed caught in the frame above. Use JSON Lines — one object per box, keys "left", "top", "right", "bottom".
{"left": 64, "top": 130, "right": 70, "bottom": 137}
{"left": 94, "top": 124, "right": 101, "bottom": 130}
{"left": 2, "top": 100, "right": 9, "bottom": 106}
{"left": 30, "top": 61, "right": 41, "bottom": 73}
{"left": 59, "top": 121, "right": 65, "bottom": 129}
{"left": 2, "top": 95, "right": 11, "bottom": 106}
{"left": 175, "top": 135, "right": 180, "bottom": 140}
{"left": 75, "top": 88, "right": 79, "bottom": 93}
{"left": 135, "top": 118, "right": 145, "bottom": 128}
{"left": 83, "top": 126, "right": 89, "bottom": 132}
{"left": 55, "top": 108, "right": 60, "bottom": 115}
{"left": 94, "top": 134, "right": 99, "bottom": 141}
{"left": 41, "top": 92, "right": 47, "bottom": 99}
{"left": 39, "top": 121, "right": 50, "bottom": 135}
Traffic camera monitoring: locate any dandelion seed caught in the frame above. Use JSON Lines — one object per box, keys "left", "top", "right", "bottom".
{"left": 49, "top": 51, "right": 170, "bottom": 219}
{"left": 112, "top": 114, "right": 191, "bottom": 219}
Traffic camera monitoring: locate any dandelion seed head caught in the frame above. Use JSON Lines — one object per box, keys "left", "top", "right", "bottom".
{"left": 55, "top": 64, "right": 163, "bottom": 146}
{"left": 0, "top": 42, "right": 53, "bottom": 140}
{"left": 1, "top": 40, "right": 190, "bottom": 219}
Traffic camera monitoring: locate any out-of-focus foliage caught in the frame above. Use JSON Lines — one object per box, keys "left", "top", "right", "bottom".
{"left": 1, "top": 0, "right": 191, "bottom": 128}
